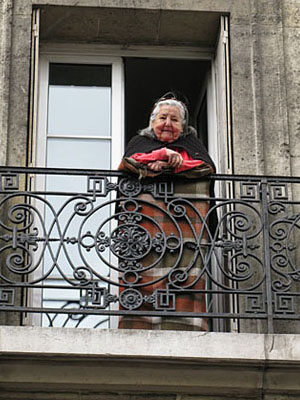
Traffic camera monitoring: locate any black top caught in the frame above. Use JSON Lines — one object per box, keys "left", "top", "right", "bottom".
{"left": 124, "top": 132, "right": 215, "bottom": 171}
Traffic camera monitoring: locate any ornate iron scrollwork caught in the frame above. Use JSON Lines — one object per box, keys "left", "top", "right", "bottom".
{"left": 0, "top": 170, "right": 299, "bottom": 332}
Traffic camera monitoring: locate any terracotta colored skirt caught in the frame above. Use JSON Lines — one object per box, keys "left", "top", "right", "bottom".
{"left": 118, "top": 180, "right": 210, "bottom": 331}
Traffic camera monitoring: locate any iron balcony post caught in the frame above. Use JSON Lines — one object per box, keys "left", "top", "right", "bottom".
{"left": 260, "top": 178, "right": 273, "bottom": 334}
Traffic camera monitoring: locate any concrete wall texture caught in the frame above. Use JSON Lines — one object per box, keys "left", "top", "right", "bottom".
{"left": 1, "top": 0, "right": 300, "bottom": 399}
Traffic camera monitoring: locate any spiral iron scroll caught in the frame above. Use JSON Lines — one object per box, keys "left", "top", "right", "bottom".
{"left": 0, "top": 175, "right": 299, "bottom": 319}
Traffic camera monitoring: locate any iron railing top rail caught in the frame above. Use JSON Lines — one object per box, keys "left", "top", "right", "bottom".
{"left": 0, "top": 165, "right": 300, "bottom": 183}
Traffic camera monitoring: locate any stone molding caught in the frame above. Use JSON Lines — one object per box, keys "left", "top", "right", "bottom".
{"left": 0, "top": 327, "right": 300, "bottom": 396}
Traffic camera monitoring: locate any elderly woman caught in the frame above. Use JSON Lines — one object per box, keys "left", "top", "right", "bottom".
{"left": 118, "top": 94, "right": 216, "bottom": 331}
{"left": 119, "top": 96, "right": 215, "bottom": 178}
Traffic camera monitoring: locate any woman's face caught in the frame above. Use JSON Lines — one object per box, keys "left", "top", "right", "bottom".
{"left": 151, "top": 105, "right": 183, "bottom": 143}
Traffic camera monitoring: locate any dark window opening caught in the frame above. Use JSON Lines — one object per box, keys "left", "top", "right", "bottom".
{"left": 124, "top": 57, "right": 211, "bottom": 148}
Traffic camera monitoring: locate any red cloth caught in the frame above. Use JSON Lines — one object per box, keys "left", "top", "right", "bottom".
{"left": 130, "top": 147, "right": 204, "bottom": 173}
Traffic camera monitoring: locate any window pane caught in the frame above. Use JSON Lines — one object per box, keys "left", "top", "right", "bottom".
{"left": 49, "top": 63, "right": 111, "bottom": 87}
{"left": 46, "top": 137, "right": 110, "bottom": 169}
{"left": 44, "top": 137, "right": 111, "bottom": 285}
{"left": 48, "top": 86, "right": 111, "bottom": 136}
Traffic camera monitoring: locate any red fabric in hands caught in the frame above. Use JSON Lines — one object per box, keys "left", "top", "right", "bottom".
{"left": 130, "top": 147, "right": 204, "bottom": 173}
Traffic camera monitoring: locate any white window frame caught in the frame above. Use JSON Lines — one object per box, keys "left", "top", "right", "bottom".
{"left": 30, "top": 54, "right": 124, "bottom": 327}
{"left": 36, "top": 54, "right": 124, "bottom": 171}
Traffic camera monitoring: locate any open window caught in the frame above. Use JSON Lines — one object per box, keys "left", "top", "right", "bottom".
{"left": 31, "top": 8, "right": 231, "bottom": 171}
{"left": 36, "top": 54, "right": 218, "bottom": 170}
{"left": 27, "top": 8, "right": 232, "bottom": 328}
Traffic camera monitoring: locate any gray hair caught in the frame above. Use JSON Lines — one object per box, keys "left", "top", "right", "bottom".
{"left": 149, "top": 99, "right": 186, "bottom": 128}
{"left": 139, "top": 98, "right": 196, "bottom": 139}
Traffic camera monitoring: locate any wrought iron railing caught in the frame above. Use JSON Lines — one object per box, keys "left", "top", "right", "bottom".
{"left": 0, "top": 166, "right": 300, "bottom": 333}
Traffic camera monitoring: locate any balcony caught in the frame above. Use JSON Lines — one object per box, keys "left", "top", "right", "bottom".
{"left": 0, "top": 166, "right": 300, "bottom": 334}
{"left": 2, "top": 165, "right": 300, "bottom": 397}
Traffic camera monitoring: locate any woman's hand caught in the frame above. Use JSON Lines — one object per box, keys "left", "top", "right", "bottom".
{"left": 145, "top": 148, "right": 183, "bottom": 171}
{"left": 147, "top": 160, "right": 169, "bottom": 171}
{"left": 165, "top": 148, "right": 183, "bottom": 168}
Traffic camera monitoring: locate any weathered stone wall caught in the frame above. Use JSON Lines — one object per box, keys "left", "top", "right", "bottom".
{"left": 0, "top": 0, "right": 299, "bottom": 173}
{"left": 282, "top": 0, "right": 300, "bottom": 178}
{"left": 0, "top": 0, "right": 12, "bottom": 166}
{"left": 1, "top": 0, "right": 299, "bottom": 172}
{"left": 1, "top": 2, "right": 300, "bottom": 397}
{"left": 0, "top": 0, "right": 300, "bottom": 330}
{"left": 0, "top": 1, "right": 31, "bottom": 327}
{"left": 0, "top": 0, "right": 32, "bottom": 167}
{"left": 229, "top": 0, "right": 300, "bottom": 178}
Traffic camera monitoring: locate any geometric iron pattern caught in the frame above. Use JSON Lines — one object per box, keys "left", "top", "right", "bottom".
{"left": 0, "top": 167, "right": 299, "bottom": 333}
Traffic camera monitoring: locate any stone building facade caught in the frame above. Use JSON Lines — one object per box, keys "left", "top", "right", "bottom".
{"left": 1, "top": 0, "right": 300, "bottom": 399}
{"left": 1, "top": 0, "right": 299, "bottom": 175}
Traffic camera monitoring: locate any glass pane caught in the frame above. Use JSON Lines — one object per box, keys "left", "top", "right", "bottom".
{"left": 47, "top": 137, "right": 110, "bottom": 169}
{"left": 42, "top": 278, "right": 109, "bottom": 329}
{"left": 44, "top": 137, "right": 112, "bottom": 293}
{"left": 48, "top": 86, "right": 111, "bottom": 136}
{"left": 49, "top": 63, "right": 111, "bottom": 87}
